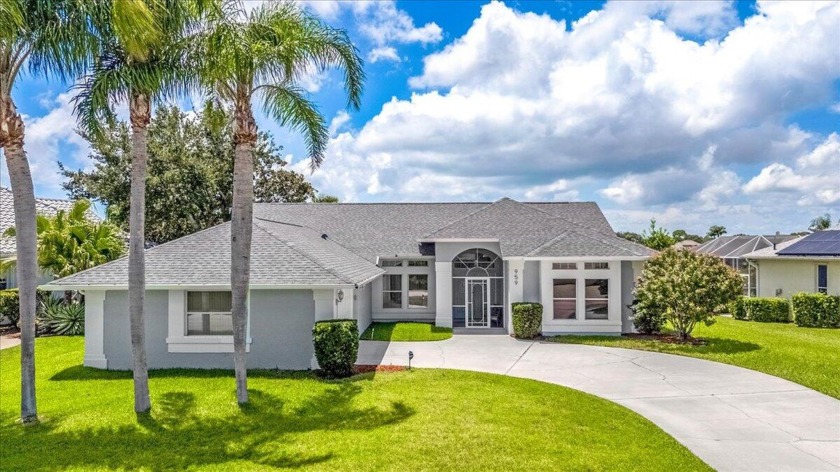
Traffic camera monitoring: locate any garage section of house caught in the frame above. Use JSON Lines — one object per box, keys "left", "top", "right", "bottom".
{"left": 44, "top": 198, "right": 653, "bottom": 370}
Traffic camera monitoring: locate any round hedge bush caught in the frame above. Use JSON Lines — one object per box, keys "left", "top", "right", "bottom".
{"left": 511, "top": 303, "right": 542, "bottom": 339}
{"left": 312, "top": 319, "right": 359, "bottom": 378}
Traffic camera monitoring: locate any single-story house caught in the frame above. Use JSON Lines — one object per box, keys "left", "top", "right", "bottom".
{"left": 0, "top": 186, "right": 100, "bottom": 290}
{"left": 743, "top": 230, "right": 840, "bottom": 298}
{"left": 45, "top": 198, "right": 653, "bottom": 370}
{"left": 695, "top": 234, "right": 798, "bottom": 296}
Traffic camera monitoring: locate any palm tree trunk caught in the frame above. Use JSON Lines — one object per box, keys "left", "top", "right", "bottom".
{"left": 1, "top": 95, "right": 38, "bottom": 423}
{"left": 128, "top": 91, "right": 151, "bottom": 414}
{"left": 231, "top": 95, "right": 256, "bottom": 404}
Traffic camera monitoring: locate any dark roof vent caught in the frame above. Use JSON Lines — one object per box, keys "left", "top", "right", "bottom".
{"left": 321, "top": 233, "right": 328, "bottom": 240}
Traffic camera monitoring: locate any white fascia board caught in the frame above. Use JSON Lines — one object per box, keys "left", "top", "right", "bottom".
{"left": 40, "top": 283, "right": 357, "bottom": 291}
{"left": 522, "top": 255, "right": 650, "bottom": 261}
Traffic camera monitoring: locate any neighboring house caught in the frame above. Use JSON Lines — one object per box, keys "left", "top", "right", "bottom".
{"left": 743, "top": 230, "right": 840, "bottom": 298}
{"left": 0, "top": 187, "right": 100, "bottom": 290}
{"left": 673, "top": 239, "right": 700, "bottom": 251}
{"left": 695, "top": 234, "right": 797, "bottom": 296}
{"left": 44, "top": 198, "right": 653, "bottom": 371}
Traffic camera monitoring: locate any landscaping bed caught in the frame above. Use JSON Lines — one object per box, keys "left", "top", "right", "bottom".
{"left": 0, "top": 337, "right": 709, "bottom": 471}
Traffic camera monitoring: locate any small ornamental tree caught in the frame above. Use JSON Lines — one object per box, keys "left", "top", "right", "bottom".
{"left": 634, "top": 248, "right": 742, "bottom": 340}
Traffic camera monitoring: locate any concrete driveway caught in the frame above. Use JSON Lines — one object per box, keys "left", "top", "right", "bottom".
{"left": 358, "top": 335, "right": 840, "bottom": 472}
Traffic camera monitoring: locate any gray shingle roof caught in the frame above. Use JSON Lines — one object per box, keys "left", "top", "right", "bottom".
{"left": 1, "top": 187, "right": 100, "bottom": 255}
{"left": 48, "top": 198, "right": 650, "bottom": 288}
{"left": 50, "top": 219, "right": 383, "bottom": 287}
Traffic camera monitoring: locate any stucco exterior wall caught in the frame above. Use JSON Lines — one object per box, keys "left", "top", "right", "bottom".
{"left": 101, "top": 289, "right": 316, "bottom": 370}
{"left": 523, "top": 261, "right": 540, "bottom": 302}
{"left": 354, "top": 283, "right": 373, "bottom": 333}
{"left": 756, "top": 259, "right": 840, "bottom": 298}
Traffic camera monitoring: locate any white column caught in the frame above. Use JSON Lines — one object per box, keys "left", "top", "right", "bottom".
{"left": 507, "top": 258, "right": 524, "bottom": 334}
{"left": 435, "top": 261, "right": 452, "bottom": 327}
{"left": 84, "top": 291, "right": 107, "bottom": 369}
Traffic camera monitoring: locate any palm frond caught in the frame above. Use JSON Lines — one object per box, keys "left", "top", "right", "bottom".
{"left": 261, "top": 84, "right": 328, "bottom": 170}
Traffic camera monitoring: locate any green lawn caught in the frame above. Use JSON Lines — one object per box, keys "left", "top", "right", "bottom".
{"left": 360, "top": 321, "right": 453, "bottom": 341}
{"left": 551, "top": 317, "right": 840, "bottom": 399}
{"left": 0, "top": 337, "right": 709, "bottom": 471}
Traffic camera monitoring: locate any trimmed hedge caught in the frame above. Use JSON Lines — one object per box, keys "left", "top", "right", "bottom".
{"left": 742, "top": 297, "right": 791, "bottom": 323}
{"left": 631, "top": 299, "right": 665, "bottom": 334}
{"left": 511, "top": 302, "right": 542, "bottom": 339}
{"left": 792, "top": 292, "right": 840, "bottom": 328}
{"left": 312, "top": 319, "right": 359, "bottom": 378}
{"left": 0, "top": 289, "right": 20, "bottom": 326}
{"left": 730, "top": 297, "right": 747, "bottom": 321}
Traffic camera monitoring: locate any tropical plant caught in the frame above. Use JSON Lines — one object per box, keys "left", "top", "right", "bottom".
{"left": 1, "top": 0, "right": 94, "bottom": 424}
{"left": 73, "top": 0, "right": 213, "bottom": 414}
{"left": 197, "top": 1, "right": 363, "bottom": 403}
{"left": 641, "top": 219, "right": 675, "bottom": 250}
{"left": 62, "top": 103, "right": 317, "bottom": 244}
{"left": 634, "top": 248, "right": 743, "bottom": 340}
{"left": 706, "top": 225, "right": 727, "bottom": 239}
{"left": 39, "top": 297, "right": 85, "bottom": 335}
{"left": 4, "top": 200, "right": 125, "bottom": 284}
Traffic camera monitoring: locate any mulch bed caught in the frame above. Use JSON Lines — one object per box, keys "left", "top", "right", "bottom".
{"left": 353, "top": 364, "right": 407, "bottom": 374}
{"left": 0, "top": 326, "right": 20, "bottom": 338}
{"left": 620, "top": 333, "right": 708, "bottom": 345}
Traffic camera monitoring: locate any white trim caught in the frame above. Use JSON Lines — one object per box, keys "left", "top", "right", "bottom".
{"left": 83, "top": 291, "right": 107, "bottom": 369}
{"left": 540, "top": 260, "right": 622, "bottom": 333}
{"left": 523, "top": 256, "right": 649, "bottom": 262}
{"left": 41, "top": 283, "right": 358, "bottom": 291}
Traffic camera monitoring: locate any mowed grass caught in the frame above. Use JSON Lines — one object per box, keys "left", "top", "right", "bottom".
{"left": 360, "top": 321, "right": 453, "bottom": 341}
{"left": 551, "top": 317, "right": 840, "bottom": 399}
{"left": 0, "top": 337, "right": 710, "bottom": 471}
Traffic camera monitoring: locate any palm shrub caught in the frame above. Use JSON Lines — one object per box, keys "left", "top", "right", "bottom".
{"left": 511, "top": 302, "right": 542, "bottom": 338}
{"left": 634, "top": 248, "right": 743, "bottom": 340}
{"left": 312, "top": 320, "right": 359, "bottom": 378}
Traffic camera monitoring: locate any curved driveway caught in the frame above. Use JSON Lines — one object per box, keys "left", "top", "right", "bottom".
{"left": 358, "top": 335, "right": 840, "bottom": 472}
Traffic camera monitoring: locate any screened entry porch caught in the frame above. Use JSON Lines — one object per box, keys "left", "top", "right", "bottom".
{"left": 451, "top": 248, "right": 505, "bottom": 328}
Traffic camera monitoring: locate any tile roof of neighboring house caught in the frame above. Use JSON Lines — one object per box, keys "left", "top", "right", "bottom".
{"left": 0, "top": 187, "right": 101, "bottom": 255}
{"left": 48, "top": 198, "right": 652, "bottom": 288}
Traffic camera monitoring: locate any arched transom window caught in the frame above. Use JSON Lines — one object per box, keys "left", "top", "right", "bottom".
{"left": 452, "top": 248, "right": 503, "bottom": 277}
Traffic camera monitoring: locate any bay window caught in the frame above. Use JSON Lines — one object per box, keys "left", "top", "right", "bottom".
{"left": 380, "top": 259, "right": 432, "bottom": 310}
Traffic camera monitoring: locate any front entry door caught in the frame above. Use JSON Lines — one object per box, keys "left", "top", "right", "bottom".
{"left": 465, "top": 277, "right": 490, "bottom": 328}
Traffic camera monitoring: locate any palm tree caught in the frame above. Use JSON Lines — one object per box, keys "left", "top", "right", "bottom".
{"left": 198, "top": 2, "right": 363, "bottom": 403}
{"left": 74, "top": 0, "right": 212, "bottom": 414}
{"left": 0, "top": 0, "right": 93, "bottom": 424}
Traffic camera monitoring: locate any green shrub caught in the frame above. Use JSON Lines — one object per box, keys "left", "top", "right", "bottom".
{"left": 631, "top": 299, "right": 665, "bottom": 334}
{"left": 792, "top": 292, "right": 840, "bottom": 328}
{"left": 312, "top": 319, "right": 359, "bottom": 378}
{"left": 511, "top": 303, "right": 542, "bottom": 339}
{"left": 40, "top": 297, "right": 85, "bottom": 335}
{"left": 730, "top": 297, "right": 747, "bottom": 320}
{"left": 741, "top": 297, "right": 791, "bottom": 323}
{"left": 0, "top": 289, "right": 21, "bottom": 326}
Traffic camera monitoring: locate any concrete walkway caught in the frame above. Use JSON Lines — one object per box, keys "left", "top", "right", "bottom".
{"left": 358, "top": 335, "right": 840, "bottom": 472}
{"left": 0, "top": 334, "right": 21, "bottom": 350}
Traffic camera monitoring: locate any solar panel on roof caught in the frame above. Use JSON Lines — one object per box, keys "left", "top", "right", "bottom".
{"left": 778, "top": 231, "right": 840, "bottom": 256}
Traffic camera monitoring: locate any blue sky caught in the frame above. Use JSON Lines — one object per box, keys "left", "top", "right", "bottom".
{"left": 2, "top": 0, "right": 838, "bottom": 235}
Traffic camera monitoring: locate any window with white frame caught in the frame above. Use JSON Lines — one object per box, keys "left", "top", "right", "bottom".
{"left": 408, "top": 274, "right": 429, "bottom": 308}
{"left": 552, "top": 279, "right": 576, "bottom": 319}
{"left": 383, "top": 274, "right": 402, "bottom": 308}
{"left": 584, "top": 279, "right": 609, "bottom": 320}
{"left": 552, "top": 262, "right": 577, "bottom": 270}
{"left": 817, "top": 265, "right": 828, "bottom": 294}
{"left": 584, "top": 262, "right": 609, "bottom": 270}
{"left": 186, "top": 291, "right": 233, "bottom": 335}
